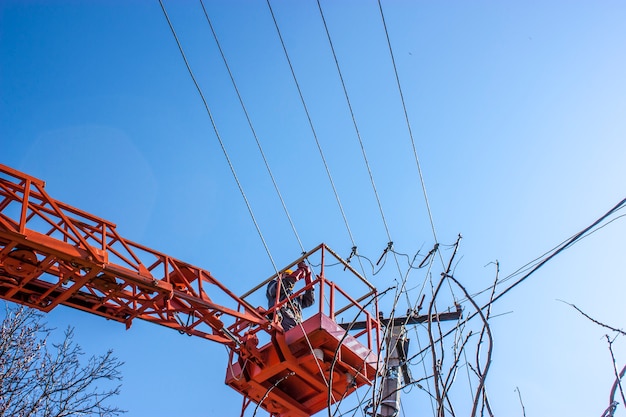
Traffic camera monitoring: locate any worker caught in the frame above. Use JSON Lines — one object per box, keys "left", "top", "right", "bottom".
{"left": 266, "top": 261, "right": 314, "bottom": 331}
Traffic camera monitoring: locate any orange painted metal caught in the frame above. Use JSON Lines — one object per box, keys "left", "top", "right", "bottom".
{"left": 227, "top": 244, "right": 381, "bottom": 417}
{"left": 0, "top": 163, "right": 267, "bottom": 346}
{"left": 0, "top": 164, "right": 381, "bottom": 416}
{"left": 226, "top": 312, "right": 379, "bottom": 417}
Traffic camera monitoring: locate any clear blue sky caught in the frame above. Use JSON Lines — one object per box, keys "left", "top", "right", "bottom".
{"left": 2, "top": 1, "right": 626, "bottom": 416}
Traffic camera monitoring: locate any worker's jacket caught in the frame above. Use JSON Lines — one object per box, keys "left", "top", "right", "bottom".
{"left": 266, "top": 276, "right": 314, "bottom": 331}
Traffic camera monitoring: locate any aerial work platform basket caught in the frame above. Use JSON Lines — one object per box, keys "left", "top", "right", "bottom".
{"left": 226, "top": 244, "right": 381, "bottom": 417}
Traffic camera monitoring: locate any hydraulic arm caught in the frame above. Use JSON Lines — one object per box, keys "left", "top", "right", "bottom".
{"left": 0, "top": 163, "right": 267, "bottom": 346}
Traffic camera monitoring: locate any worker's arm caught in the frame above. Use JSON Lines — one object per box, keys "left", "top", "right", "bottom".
{"left": 292, "top": 261, "right": 312, "bottom": 283}
{"left": 295, "top": 262, "right": 315, "bottom": 308}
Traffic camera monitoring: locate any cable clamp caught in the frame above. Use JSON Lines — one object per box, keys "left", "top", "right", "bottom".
{"left": 344, "top": 246, "right": 357, "bottom": 270}
{"left": 376, "top": 241, "right": 393, "bottom": 266}
{"left": 418, "top": 242, "right": 439, "bottom": 268}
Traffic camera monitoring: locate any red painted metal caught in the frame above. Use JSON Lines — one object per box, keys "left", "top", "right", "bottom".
{"left": 226, "top": 312, "right": 379, "bottom": 417}
{"left": 229, "top": 251, "right": 381, "bottom": 417}
{"left": 0, "top": 163, "right": 382, "bottom": 417}
{"left": 0, "top": 163, "right": 267, "bottom": 345}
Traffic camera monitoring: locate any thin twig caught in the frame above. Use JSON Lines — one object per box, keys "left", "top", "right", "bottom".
{"left": 558, "top": 300, "right": 626, "bottom": 336}
{"left": 515, "top": 386, "right": 527, "bottom": 417}
{"left": 601, "top": 401, "right": 618, "bottom": 417}
{"left": 605, "top": 335, "right": 626, "bottom": 410}
{"left": 557, "top": 301, "right": 626, "bottom": 416}
{"left": 442, "top": 331, "right": 474, "bottom": 393}
{"left": 428, "top": 273, "right": 448, "bottom": 416}
{"left": 445, "top": 274, "right": 493, "bottom": 417}
{"left": 428, "top": 236, "right": 462, "bottom": 417}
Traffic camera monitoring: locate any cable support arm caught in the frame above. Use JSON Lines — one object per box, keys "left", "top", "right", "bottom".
{"left": 340, "top": 306, "right": 462, "bottom": 332}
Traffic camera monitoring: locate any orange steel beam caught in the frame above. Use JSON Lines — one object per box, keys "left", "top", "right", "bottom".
{"left": 0, "top": 164, "right": 268, "bottom": 347}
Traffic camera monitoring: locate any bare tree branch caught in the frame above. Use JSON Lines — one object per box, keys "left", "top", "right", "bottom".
{"left": 445, "top": 274, "right": 493, "bottom": 417}
{"left": 605, "top": 335, "right": 626, "bottom": 412}
{"left": 556, "top": 300, "right": 626, "bottom": 416}
{"left": 515, "top": 386, "right": 527, "bottom": 417}
{"left": 601, "top": 401, "right": 619, "bottom": 417}
{"left": 0, "top": 304, "right": 125, "bottom": 417}
{"left": 558, "top": 300, "right": 626, "bottom": 336}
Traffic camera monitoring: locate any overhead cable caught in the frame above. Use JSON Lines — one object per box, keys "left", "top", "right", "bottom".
{"left": 265, "top": 0, "right": 360, "bottom": 261}
{"left": 315, "top": 0, "right": 394, "bottom": 247}
{"left": 199, "top": 0, "right": 306, "bottom": 255}
{"left": 410, "top": 196, "right": 626, "bottom": 362}
{"left": 377, "top": 0, "right": 461, "bottom": 318}
{"left": 315, "top": 2, "right": 418, "bottom": 358}
{"left": 158, "top": 0, "right": 279, "bottom": 273}
{"left": 376, "top": 0, "right": 441, "bottom": 262}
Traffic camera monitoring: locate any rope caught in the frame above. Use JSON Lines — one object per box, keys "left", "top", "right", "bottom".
{"left": 158, "top": 0, "right": 278, "bottom": 272}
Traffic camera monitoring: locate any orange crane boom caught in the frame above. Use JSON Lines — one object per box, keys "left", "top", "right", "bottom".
{"left": 0, "top": 163, "right": 381, "bottom": 417}
{"left": 0, "top": 163, "right": 266, "bottom": 345}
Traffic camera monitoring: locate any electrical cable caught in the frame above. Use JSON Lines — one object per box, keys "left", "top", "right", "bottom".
{"left": 313, "top": 4, "right": 414, "bottom": 334}
{"left": 315, "top": 0, "right": 394, "bottom": 247}
{"left": 323, "top": 1, "right": 456, "bottom": 372}
{"left": 414, "top": 331, "right": 437, "bottom": 416}
{"left": 251, "top": 371, "right": 295, "bottom": 417}
{"left": 317, "top": 5, "right": 424, "bottom": 394}
{"left": 265, "top": 0, "right": 360, "bottom": 258}
{"left": 375, "top": 0, "right": 440, "bottom": 256}
{"left": 462, "top": 204, "right": 626, "bottom": 306}
{"left": 199, "top": 0, "right": 306, "bottom": 255}
{"left": 326, "top": 287, "right": 393, "bottom": 417}
{"left": 376, "top": 0, "right": 464, "bottom": 328}
{"left": 489, "top": 198, "right": 626, "bottom": 307}
{"left": 460, "top": 207, "right": 626, "bottom": 307}
{"left": 409, "top": 196, "right": 626, "bottom": 363}
{"left": 158, "top": 0, "right": 279, "bottom": 274}
{"left": 402, "top": 246, "right": 438, "bottom": 415}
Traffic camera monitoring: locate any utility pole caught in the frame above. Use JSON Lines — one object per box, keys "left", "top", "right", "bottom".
{"left": 379, "top": 323, "right": 407, "bottom": 417}
{"left": 342, "top": 306, "right": 462, "bottom": 417}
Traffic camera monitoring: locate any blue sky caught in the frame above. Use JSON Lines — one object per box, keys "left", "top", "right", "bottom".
{"left": 2, "top": 1, "right": 626, "bottom": 416}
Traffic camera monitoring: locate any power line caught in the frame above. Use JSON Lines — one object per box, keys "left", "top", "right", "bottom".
{"left": 376, "top": 0, "right": 460, "bottom": 310}
{"left": 307, "top": 0, "right": 456, "bottom": 330}
{"left": 409, "top": 196, "right": 626, "bottom": 362}
{"left": 314, "top": 2, "right": 421, "bottom": 344}
{"left": 265, "top": 0, "right": 360, "bottom": 261}
{"left": 315, "top": 0, "right": 394, "bottom": 247}
{"left": 489, "top": 197, "right": 626, "bottom": 306}
{"left": 376, "top": 0, "right": 441, "bottom": 260}
{"left": 460, "top": 211, "right": 626, "bottom": 306}
{"left": 158, "top": 0, "right": 279, "bottom": 273}
{"left": 198, "top": 0, "right": 306, "bottom": 255}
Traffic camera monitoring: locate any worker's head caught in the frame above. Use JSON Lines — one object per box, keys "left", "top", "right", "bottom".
{"left": 279, "top": 270, "right": 297, "bottom": 292}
